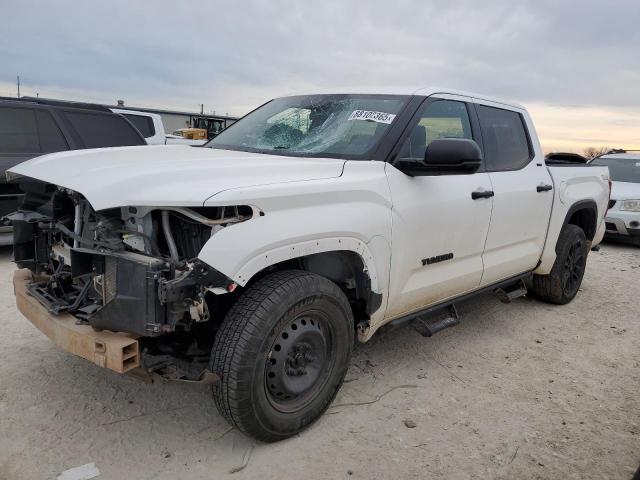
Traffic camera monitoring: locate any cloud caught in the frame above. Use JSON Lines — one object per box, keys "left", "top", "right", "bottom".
{"left": 1, "top": 0, "right": 638, "bottom": 151}
{"left": 528, "top": 103, "right": 640, "bottom": 152}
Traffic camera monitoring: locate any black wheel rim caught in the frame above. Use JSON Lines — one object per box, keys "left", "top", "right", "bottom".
{"left": 265, "top": 311, "right": 334, "bottom": 413}
{"left": 562, "top": 237, "right": 585, "bottom": 296}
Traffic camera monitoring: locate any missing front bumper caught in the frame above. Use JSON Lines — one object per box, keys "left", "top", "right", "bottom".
{"left": 13, "top": 268, "right": 140, "bottom": 373}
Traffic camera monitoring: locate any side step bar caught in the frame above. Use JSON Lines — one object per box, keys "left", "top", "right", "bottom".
{"left": 494, "top": 279, "right": 528, "bottom": 304}
{"left": 387, "top": 271, "right": 532, "bottom": 338}
{"left": 411, "top": 305, "right": 460, "bottom": 337}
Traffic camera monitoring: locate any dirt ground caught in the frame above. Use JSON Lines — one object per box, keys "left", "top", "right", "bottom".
{"left": 0, "top": 241, "right": 638, "bottom": 480}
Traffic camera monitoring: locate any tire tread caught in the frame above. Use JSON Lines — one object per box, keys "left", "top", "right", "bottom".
{"left": 210, "top": 270, "right": 353, "bottom": 441}
{"left": 530, "top": 224, "right": 587, "bottom": 305}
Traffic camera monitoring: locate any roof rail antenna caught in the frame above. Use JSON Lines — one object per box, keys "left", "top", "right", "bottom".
{"left": 590, "top": 148, "right": 640, "bottom": 162}
{"left": 606, "top": 148, "right": 640, "bottom": 154}
{"left": 12, "top": 96, "right": 112, "bottom": 113}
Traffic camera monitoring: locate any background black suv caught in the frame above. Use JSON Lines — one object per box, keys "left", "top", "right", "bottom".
{"left": 0, "top": 97, "right": 147, "bottom": 245}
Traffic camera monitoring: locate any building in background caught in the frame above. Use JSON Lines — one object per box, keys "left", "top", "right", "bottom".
{"left": 111, "top": 101, "right": 238, "bottom": 134}
{"left": 21, "top": 97, "right": 238, "bottom": 136}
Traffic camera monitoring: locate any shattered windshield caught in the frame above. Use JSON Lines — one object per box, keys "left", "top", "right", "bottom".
{"left": 207, "top": 94, "right": 408, "bottom": 159}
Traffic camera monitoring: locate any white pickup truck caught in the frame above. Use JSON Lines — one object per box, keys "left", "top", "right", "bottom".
{"left": 7, "top": 88, "right": 610, "bottom": 442}
{"left": 111, "top": 108, "right": 207, "bottom": 146}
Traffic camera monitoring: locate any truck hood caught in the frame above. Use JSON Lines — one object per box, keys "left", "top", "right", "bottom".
{"left": 8, "top": 145, "right": 346, "bottom": 210}
{"left": 610, "top": 181, "right": 640, "bottom": 201}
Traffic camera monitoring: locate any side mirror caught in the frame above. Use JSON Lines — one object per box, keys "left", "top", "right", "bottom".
{"left": 397, "top": 138, "right": 482, "bottom": 176}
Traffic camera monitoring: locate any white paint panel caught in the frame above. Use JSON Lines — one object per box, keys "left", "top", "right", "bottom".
{"left": 383, "top": 163, "right": 493, "bottom": 320}
{"left": 536, "top": 165, "right": 610, "bottom": 273}
{"left": 481, "top": 160, "right": 554, "bottom": 285}
{"left": 198, "top": 161, "right": 393, "bottom": 322}
{"left": 8, "top": 146, "right": 346, "bottom": 210}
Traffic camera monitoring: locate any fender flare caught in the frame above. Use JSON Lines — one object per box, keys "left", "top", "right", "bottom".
{"left": 230, "top": 236, "right": 382, "bottom": 293}
{"left": 558, "top": 199, "right": 598, "bottom": 246}
{"left": 536, "top": 198, "right": 600, "bottom": 275}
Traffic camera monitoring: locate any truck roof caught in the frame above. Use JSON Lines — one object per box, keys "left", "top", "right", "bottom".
{"left": 283, "top": 86, "right": 526, "bottom": 110}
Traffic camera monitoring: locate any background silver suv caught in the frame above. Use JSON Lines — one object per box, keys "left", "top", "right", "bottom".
{"left": 591, "top": 151, "right": 640, "bottom": 246}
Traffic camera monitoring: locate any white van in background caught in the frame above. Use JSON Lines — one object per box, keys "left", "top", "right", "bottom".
{"left": 111, "top": 108, "right": 207, "bottom": 146}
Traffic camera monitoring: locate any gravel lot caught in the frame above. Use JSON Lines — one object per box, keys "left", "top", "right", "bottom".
{"left": 0, "top": 242, "right": 638, "bottom": 480}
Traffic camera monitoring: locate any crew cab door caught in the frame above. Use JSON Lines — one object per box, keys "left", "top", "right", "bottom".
{"left": 384, "top": 96, "right": 493, "bottom": 319}
{"left": 474, "top": 102, "right": 554, "bottom": 286}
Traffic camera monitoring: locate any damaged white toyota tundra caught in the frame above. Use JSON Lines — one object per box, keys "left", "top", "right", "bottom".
{"left": 7, "top": 88, "right": 611, "bottom": 441}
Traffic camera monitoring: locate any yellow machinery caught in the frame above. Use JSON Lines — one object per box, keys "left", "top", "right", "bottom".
{"left": 172, "top": 128, "right": 208, "bottom": 140}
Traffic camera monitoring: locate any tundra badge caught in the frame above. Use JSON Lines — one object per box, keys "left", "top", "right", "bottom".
{"left": 422, "top": 253, "right": 454, "bottom": 266}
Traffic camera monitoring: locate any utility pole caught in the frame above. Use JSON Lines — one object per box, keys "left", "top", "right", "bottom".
{"left": 200, "top": 104, "right": 204, "bottom": 115}
{"left": 17, "top": 75, "right": 20, "bottom": 98}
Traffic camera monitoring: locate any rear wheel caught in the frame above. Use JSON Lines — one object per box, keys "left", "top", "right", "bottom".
{"left": 210, "top": 270, "right": 353, "bottom": 442}
{"left": 530, "top": 224, "right": 588, "bottom": 304}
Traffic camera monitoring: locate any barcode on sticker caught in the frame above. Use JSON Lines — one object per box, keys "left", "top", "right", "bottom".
{"left": 348, "top": 110, "right": 396, "bottom": 124}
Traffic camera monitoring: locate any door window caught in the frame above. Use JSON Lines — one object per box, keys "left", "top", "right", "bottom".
{"left": 0, "top": 107, "right": 39, "bottom": 154}
{"left": 62, "top": 111, "right": 145, "bottom": 148}
{"left": 36, "top": 110, "right": 69, "bottom": 153}
{"left": 123, "top": 114, "right": 156, "bottom": 138}
{"left": 399, "top": 100, "right": 473, "bottom": 159}
{"left": 477, "top": 105, "right": 532, "bottom": 171}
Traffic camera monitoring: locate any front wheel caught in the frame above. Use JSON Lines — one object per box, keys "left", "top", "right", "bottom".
{"left": 210, "top": 270, "right": 354, "bottom": 442}
{"left": 529, "top": 224, "right": 588, "bottom": 304}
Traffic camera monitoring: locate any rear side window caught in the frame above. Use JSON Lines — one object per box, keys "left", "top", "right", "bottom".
{"left": 477, "top": 105, "right": 531, "bottom": 171}
{"left": 123, "top": 113, "right": 155, "bottom": 138}
{"left": 0, "top": 107, "right": 39, "bottom": 153}
{"left": 62, "top": 111, "right": 144, "bottom": 148}
{"left": 36, "top": 110, "right": 69, "bottom": 153}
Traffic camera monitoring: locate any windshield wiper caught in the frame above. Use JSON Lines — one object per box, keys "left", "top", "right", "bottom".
{"left": 273, "top": 146, "right": 290, "bottom": 150}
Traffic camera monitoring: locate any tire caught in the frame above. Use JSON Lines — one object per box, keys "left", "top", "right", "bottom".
{"left": 530, "top": 224, "right": 588, "bottom": 305}
{"left": 210, "top": 270, "right": 354, "bottom": 442}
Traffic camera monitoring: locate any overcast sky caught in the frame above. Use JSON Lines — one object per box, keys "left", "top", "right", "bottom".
{"left": 1, "top": 0, "right": 639, "bottom": 152}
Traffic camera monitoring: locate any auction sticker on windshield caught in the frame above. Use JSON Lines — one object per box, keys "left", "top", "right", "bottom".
{"left": 348, "top": 110, "right": 396, "bottom": 124}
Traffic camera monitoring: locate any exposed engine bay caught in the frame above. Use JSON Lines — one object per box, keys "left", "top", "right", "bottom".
{"left": 9, "top": 181, "right": 253, "bottom": 380}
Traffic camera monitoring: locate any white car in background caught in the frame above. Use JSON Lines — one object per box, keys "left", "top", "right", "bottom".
{"left": 590, "top": 151, "right": 640, "bottom": 246}
{"left": 111, "top": 108, "right": 207, "bottom": 146}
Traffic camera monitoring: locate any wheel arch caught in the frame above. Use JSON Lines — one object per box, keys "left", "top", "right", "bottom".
{"left": 536, "top": 198, "right": 600, "bottom": 275}
{"left": 234, "top": 239, "right": 385, "bottom": 321}
{"left": 561, "top": 199, "right": 598, "bottom": 246}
